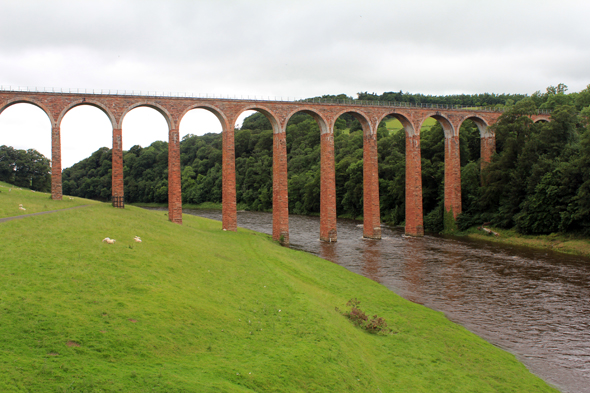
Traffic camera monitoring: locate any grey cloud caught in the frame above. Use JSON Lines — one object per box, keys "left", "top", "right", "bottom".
{"left": 0, "top": 0, "right": 588, "bottom": 97}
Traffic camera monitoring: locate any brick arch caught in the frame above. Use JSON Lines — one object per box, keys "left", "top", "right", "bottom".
{"left": 0, "top": 98, "right": 55, "bottom": 125}
{"left": 420, "top": 112, "right": 455, "bottom": 138}
{"left": 114, "top": 102, "right": 177, "bottom": 224}
{"left": 178, "top": 104, "right": 228, "bottom": 130}
{"left": 459, "top": 115, "right": 491, "bottom": 137}
{"left": 332, "top": 109, "right": 372, "bottom": 135}
{"left": 283, "top": 107, "right": 334, "bottom": 242}
{"left": 331, "top": 108, "right": 380, "bottom": 239}
{"left": 119, "top": 102, "right": 173, "bottom": 130}
{"left": 56, "top": 100, "right": 117, "bottom": 129}
{"left": 235, "top": 105, "right": 281, "bottom": 134}
{"left": 377, "top": 112, "right": 416, "bottom": 136}
{"left": 284, "top": 108, "right": 329, "bottom": 134}
{"left": 531, "top": 113, "right": 551, "bottom": 123}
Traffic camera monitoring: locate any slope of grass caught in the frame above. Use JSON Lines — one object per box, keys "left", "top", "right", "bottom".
{"left": 0, "top": 181, "right": 97, "bottom": 218}
{"left": 0, "top": 188, "right": 557, "bottom": 392}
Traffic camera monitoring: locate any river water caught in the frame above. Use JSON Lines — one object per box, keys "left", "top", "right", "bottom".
{"left": 182, "top": 209, "right": 589, "bottom": 392}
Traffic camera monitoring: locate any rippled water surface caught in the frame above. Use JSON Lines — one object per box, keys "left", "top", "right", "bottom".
{"left": 183, "top": 209, "right": 589, "bottom": 392}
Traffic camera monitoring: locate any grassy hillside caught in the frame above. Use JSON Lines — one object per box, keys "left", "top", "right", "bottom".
{"left": 385, "top": 117, "right": 437, "bottom": 133}
{"left": 0, "top": 185, "right": 557, "bottom": 392}
{"left": 463, "top": 226, "right": 590, "bottom": 258}
{"left": 0, "top": 182, "right": 97, "bottom": 218}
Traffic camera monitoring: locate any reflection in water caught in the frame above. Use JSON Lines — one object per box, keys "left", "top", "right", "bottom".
{"left": 361, "top": 239, "right": 382, "bottom": 283}
{"left": 442, "top": 250, "right": 465, "bottom": 304}
{"left": 319, "top": 240, "right": 336, "bottom": 262}
{"left": 402, "top": 237, "right": 426, "bottom": 305}
{"left": 176, "top": 208, "right": 589, "bottom": 393}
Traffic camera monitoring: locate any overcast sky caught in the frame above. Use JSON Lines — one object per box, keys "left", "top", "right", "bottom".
{"left": 1, "top": 0, "right": 589, "bottom": 168}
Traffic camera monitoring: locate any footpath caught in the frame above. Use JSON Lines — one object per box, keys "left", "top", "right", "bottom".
{"left": 0, "top": 205, "right": 89, "bottom": 223}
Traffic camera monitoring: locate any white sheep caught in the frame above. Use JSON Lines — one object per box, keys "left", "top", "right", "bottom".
{"left": 134, "top": 236, "right": 142, "bottom": 243}
{"left": 19, "top": 206, "right": 26, "bottom": 211}
{"left": 102, "top": 237, "right": 116, "bottom": 244}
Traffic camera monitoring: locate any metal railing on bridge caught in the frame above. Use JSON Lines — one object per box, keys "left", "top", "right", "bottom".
{"left": 0, "top": 85, "right": 553, "bottom": 115}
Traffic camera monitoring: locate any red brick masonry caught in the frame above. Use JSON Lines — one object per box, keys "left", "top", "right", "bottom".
{"left": 405, "top": 134, "right": 424, "bottom": 236}
{"left": 320, "top": 132, "right": 337, "bottom": 242}
{"left": 445, "top": 135, "right": 462, "bottom": 220}
{"left": 0, "top": 91, "right": 550, "bottom": 239}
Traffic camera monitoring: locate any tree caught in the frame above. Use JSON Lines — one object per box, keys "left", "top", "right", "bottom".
{"left": 0, "top": 145, "right": 51, "bottom": 191}
{"left": 0, "top": 145, "right": 18, "bottom": 183}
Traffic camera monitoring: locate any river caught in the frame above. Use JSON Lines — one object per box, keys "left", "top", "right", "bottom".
{"left": 181, "top": 208, "right": 589, "bottom": 393}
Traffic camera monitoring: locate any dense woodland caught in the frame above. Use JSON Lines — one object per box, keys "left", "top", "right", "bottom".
{"left": 7, "top": 86, "right": 590, "bottom": 235}
{"left": 0, "top": 145, "right": 52, "bottom": 192}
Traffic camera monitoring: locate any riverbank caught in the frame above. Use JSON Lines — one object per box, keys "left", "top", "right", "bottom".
{"left": 120, "top": 199, "right": 590, "bottom": 259}
{"left": 129, "top": 201, "right": 225, "bottom": 210}
{"left": 0, "top": 188, "right": 557, "bottom": 391}
{"left": 457, "top": 226, "right": 590, "bottom": 258}
{"left": 130, "top": 202, "right": 366, "bottom": 220}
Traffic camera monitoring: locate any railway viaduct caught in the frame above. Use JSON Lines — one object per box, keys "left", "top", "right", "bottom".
{"left": 0, "top": 89, "right": 551, "bottom": 244}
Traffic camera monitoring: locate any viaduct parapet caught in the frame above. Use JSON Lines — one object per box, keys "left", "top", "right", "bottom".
{"left": 0, "top": 90, "right": 551, "bottom": 243}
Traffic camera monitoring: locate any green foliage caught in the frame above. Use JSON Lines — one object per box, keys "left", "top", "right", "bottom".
{"left": 241, "top": 111, "right": 272, "bottom": 131}
{"left": 418, "top": 118, "right": 483, "bottom": 233}
{"left": 456, "top": 162, "right": 482, "bottom": 231}
{"left": 444, "top": 209, "right": 458, "bottom": 232}
{"left": 424, "top": 201, "right": 444, "bottom": 233}
{"left": 472, "top": 90, "right": 590, "bottom": 235}
{"left": 460, "top": 120, "right": 481, "bottom": 164}
{"left": 0, "top": 145, "right": 51, "bottom": 192}
{"left": 515, "top": 165, "right": 571, "bottom": 234}
{"left": 287, "top": 116, "right": 321, "bottom": 215}
{"left": 479, "top": 100, "right": 540, "bottom": 228}
{"left": 357, "top": 90, "right": 529, "bottom": 108}
{"left": 378, "top": 124, "right": 406, "bottom": 225}
{"left": 420, "top": 122, "right": 445, "bottom": 230}
{"left": 63, "top": 147, "right": 112, "bottom": 200}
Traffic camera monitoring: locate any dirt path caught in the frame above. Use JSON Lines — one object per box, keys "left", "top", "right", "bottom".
{"left": 0, "top": 205, "right": 90, "bottom": 223}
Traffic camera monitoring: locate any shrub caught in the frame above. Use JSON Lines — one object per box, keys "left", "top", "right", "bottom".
{"left": 337, "top": 298, "right": 391, "bottom": 335}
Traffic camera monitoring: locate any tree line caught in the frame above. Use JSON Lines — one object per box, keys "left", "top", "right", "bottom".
{"left": 57, "top": 85, "right": 590, "bottom": 235}
{"left": 328, "top": 91, "right": 529, "bottom": 108}
{"left": 459, "top": 84, "right": 590, "bottom": 235}
{"left": 0, "top": 145, "right": 51, "bottom": 191}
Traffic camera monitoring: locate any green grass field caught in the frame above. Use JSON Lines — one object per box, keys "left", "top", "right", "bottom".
{"left": 0, "top": 183, "right": 98, "bottom": 218}
{"left": 0, "top": 183, "right": 558, "bottom": 392}
{"left": 340, "top": 117, "right": 435, "bottom": 135}
{"left": 463, "top": 226, "right": 590, "bottom": 258}
{"left": 385, "top": 117, "right": 437, "bottom": 134}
